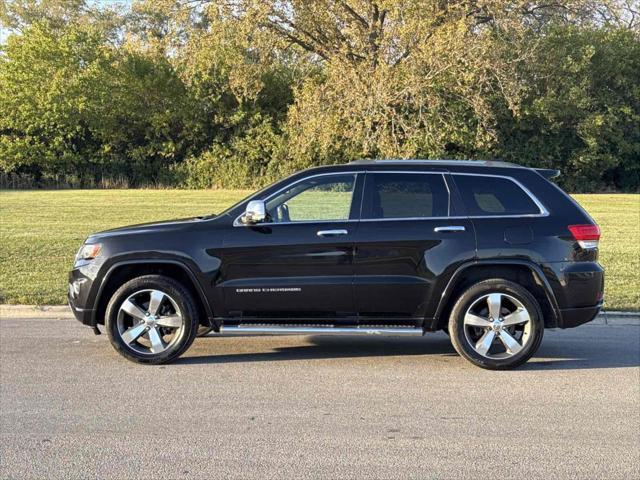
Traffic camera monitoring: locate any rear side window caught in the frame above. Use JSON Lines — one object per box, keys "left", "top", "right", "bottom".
{"left": 454, "top": 174, "right": 541, "bottom": 216}
{"left": 362, "top": 173, "right": 449, "bottom": 219}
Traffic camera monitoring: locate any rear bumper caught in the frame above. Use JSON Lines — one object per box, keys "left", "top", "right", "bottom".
{"left": 558, "top": 302, "right": 603, "bottom": 329}
{"left": 544, "top": 261, "right": 604, "bottom": 310}
{"left": 542, "top": 261, "right": 604, "bottom": 328}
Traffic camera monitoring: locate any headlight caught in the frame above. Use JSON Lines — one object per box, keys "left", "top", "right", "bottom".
{"left": 75, "top": 243, "right": 102, "bottom": 262}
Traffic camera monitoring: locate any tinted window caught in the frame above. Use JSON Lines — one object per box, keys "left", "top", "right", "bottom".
{"left": 266, "top": 174, "right": 355, "bottom": 223}
{"left": 454, "top": 175, "right": 541, "bottom": 216}
{"left": 362, "top": 173, "right": 449, "bottom": 219}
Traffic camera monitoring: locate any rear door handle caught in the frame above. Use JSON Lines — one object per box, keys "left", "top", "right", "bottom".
{"left": 317, "top": 229, "right": 348, "bottom": 237}
{"left": 434, "top": 226, "right": 466, "bottom": 233}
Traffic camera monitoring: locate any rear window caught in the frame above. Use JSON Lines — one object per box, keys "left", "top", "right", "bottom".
{"left": 362, "top": 173, "right": 449, "bottom": 219}
{"left": 454, "top": 174, "right": 541, "bottom": 216}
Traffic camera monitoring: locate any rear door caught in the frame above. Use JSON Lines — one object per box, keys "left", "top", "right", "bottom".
{"left": 219, "top": 172, "right": 363, "bottom": 318}
{"left": 353, "top": 171, "right": 476, "bottom": 321}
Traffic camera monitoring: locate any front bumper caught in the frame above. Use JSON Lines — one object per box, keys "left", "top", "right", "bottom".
{"left": 68, "top": 267, "right": 97, "bottom": 326}
{"left": 558, "top": 302, "right": 603, "bottom": 328}
{"left": 68, "top": 294, "right": 95, "bottom": 326}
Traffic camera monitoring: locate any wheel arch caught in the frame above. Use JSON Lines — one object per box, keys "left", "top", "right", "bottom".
{"left": 92, "top": 260, "right": 214, "bottom": 328}
{"left": 434, "top": 260, "right": 560, "bottom": 329}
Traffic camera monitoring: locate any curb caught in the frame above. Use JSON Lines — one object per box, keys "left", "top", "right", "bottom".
{"left": 0, "top": 305, "right": 73, "bottom": 319}
{"left": 601, "top": 311, "right": 640, "bottom": 326}
{"left": 1, "top": 304, "right": 639, "bottom": 325}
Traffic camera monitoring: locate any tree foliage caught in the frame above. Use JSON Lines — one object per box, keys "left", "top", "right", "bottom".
{"left": 0, "top": 0, "right": 638, "bottom": 191}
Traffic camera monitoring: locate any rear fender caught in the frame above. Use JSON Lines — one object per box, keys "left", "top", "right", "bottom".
{"left": 432, "top": 260, "right": 561, "bottom": 329}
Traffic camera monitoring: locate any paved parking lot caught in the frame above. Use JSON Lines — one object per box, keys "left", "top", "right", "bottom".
{"left": 1, "top": 317, "right": 639, "bottom": 479}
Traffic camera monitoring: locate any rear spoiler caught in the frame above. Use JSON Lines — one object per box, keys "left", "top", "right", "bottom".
{"left": 535, "top": 168, "right": 561, "bottom": 179}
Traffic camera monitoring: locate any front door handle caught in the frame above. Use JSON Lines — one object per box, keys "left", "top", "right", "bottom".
{"left": 434, "top": 226, "right": 466, "bottom": 233}
{"left": 317, "top": 229, "right": 348, "bottom": 237}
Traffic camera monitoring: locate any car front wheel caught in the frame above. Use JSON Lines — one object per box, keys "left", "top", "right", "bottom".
{"left": 105, "top": 275, "right": 199, "bottom": 364}
{"left": 448, "top": 279, "right": 544, "bottom": 369}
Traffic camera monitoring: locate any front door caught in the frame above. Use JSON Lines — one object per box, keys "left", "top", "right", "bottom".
{"left": 353, "top": 171, "right": 476, "bottom": 321}
{"left": 219, "top": 172, "right": 363, "bottom": 319}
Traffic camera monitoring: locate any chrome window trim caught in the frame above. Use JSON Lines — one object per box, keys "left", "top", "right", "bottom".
{"left": 360, "top": 216, "right": 459, "bottom": 223}
{"left": 451, "top": 172, "right": 549, "bottom": 218}
{"left": 358, "top": 213, "right": 546, "bottom": 223}
{"left": 235, "top": 218, "right": 360, "bottom": 227}
{"left": 233, "top": 171, "right": 363, "bottom": 227}
{"left": 233, "top": 169, "right": 549, "bottom": 226}
{"left": 442, "top": 174, "right": 452, "bottom": 217}
{"left": 361, "top": 171, "right": 451, "bottom": 220}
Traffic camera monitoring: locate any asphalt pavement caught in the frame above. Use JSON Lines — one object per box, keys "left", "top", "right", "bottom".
{"left": 1, "top": 317, "right": 639, "bottom": 479}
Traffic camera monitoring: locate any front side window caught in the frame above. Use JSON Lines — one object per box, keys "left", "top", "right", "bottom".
{"left": 265, "top": 174, "right": 356, "bottom": 223}
{"left": 454, "top": 175, "right": 542, "bottom": 216}
{"left": 362, "top": 173, "right": 449, "bottom": 219}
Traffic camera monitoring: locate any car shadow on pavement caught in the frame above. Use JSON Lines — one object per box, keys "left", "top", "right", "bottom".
{"left": 178, "top": 335, "right": 458, "bottom": 365}
{"left": 175, "top": 335, "right": 457, "bottom": 364}
{"left": 176, "top": 332, "right": 640, "bottom": 370}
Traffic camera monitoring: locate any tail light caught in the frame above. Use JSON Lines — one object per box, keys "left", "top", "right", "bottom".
{"left": 568, "top": 224, "right": 600, "bottom": 249}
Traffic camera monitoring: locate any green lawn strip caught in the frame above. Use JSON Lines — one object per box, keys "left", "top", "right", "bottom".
{"left": 573, "top": 194, "right": 640, "bottom": 311}
{"left": 1, "top": 190, "right": 638, "bottom": 310}
{"left": 0, "top": 190, "right": 250, "bottom": 305}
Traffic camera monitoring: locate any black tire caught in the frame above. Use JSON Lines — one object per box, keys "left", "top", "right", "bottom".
{"left": 448, "top": 279, "right": 544, "bottom": 370}
{"left": 105, "top": 275, "right": 199, "bottom": 364}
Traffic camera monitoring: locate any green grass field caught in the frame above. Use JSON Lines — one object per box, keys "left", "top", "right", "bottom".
{"left": 1, "top": 190, "right": 638, "bottom": 310}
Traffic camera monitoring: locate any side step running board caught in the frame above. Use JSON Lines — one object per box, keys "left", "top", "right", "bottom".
{"left": 220, "top": 326, "right": 424, "bottom": 336}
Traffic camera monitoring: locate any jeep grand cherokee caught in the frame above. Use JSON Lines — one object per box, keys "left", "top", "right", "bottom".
{"left": 69, "top": 160, "right": 604, "bottom": 369}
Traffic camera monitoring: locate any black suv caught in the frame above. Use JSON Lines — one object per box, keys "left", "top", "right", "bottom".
{"left": 69, "top": 160, "right": 604, "bottom": 369}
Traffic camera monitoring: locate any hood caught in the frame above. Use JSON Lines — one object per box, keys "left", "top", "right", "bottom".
{"left": 86, "top": 215, "right": 215, "bottom": 242}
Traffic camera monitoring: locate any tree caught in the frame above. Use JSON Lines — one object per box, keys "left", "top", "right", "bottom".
{"left": 0, "top": 20, "right": 111, "bottom": 178}
{"left": 494, "top": 25, "right": 640, "bottom": 191}
{"left": 205, "top": 1, "right": 634, "bottom": 177}
{"left": 0, "top": 3, "right": 205, "bottom": 184}
{"left": 1, "top": 0, "right": 638, "bottom": 190}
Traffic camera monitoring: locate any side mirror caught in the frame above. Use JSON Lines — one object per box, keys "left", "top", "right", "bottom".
{"left": 242, "top": 200, "right": 267, "bottom": 224}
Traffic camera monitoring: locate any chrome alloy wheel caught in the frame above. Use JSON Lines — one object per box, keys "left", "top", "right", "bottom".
{"left": 116, "top": 289, "right": 184, "bottom": 355}
{"left": 463, "top": 292, "right": 532, "bottom": 359}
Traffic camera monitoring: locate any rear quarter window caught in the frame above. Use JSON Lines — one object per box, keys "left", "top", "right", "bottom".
{"left": 453, "top": 174, "right": 542, "bottom": 216}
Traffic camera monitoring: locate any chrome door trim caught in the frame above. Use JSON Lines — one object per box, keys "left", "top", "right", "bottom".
{"left": 220, "top": 325, "right": 423, "bottom": 336}
{"left": 434, "top": 226, "right": 466, "bottom": 233}
{"left": 317, "top": 229, "right": 349, "bottom": 237}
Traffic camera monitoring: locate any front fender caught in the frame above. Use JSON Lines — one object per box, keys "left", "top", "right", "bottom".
{"left": 89, "top": 255, "right": 216, "bottom": 326}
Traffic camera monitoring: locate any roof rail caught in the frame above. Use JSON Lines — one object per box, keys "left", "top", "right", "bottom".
{"left": 348, "top": 159, "right": 521, "bottom": 168}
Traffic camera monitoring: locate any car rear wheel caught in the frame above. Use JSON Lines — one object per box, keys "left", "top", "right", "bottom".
{"left": 105, "top": 275, "right": 199, "bottom": 364}
{"left": 448, "top": 279, "right": 544, "bottom": 369}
